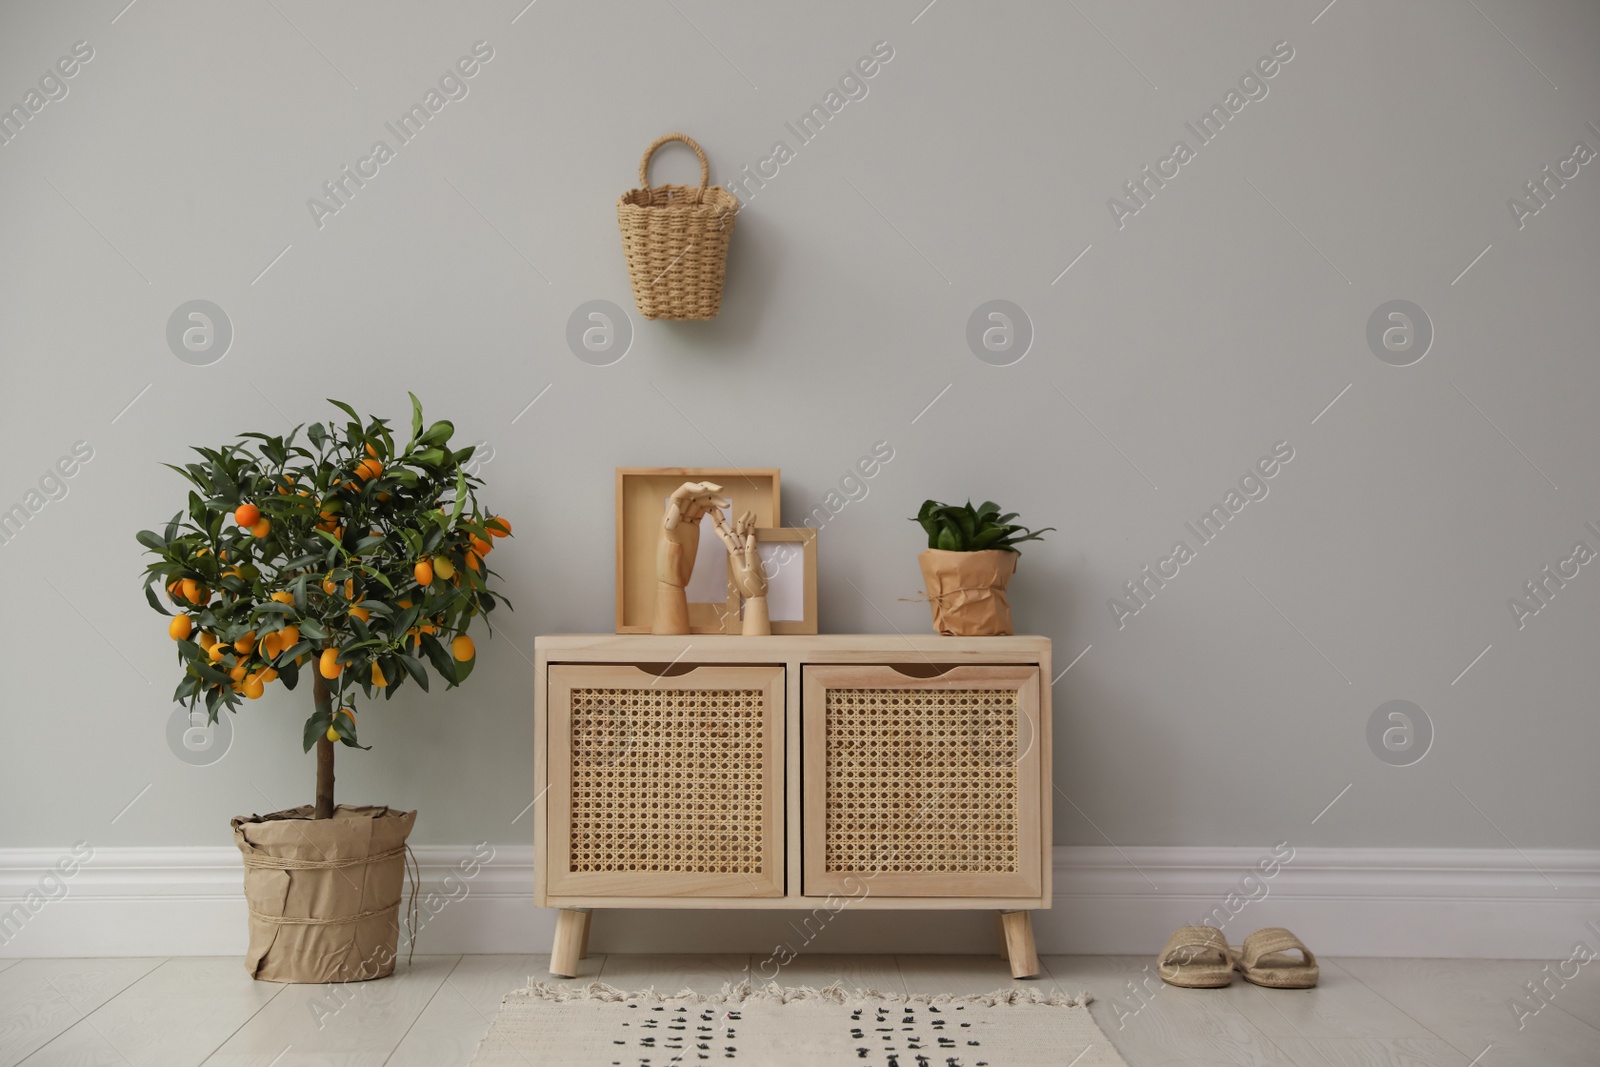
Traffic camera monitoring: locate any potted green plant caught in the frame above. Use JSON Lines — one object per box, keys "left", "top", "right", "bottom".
{"left": 136, "top": 395, "right": 511, "bottom": 983}
{"left": 911, "top": 500, "right": 1052, "bottom": 636}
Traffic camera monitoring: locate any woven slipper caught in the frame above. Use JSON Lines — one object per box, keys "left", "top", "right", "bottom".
{"left": 1157, "top": 925, "right": 1235, "bottom": 987}
{"left": 1234, "top": 927, "right": 1319, "bottom": 989}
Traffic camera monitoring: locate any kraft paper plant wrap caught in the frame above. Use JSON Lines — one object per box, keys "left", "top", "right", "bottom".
{"left": 232, "top": 805, "right": 417, "bottom": 984}
{"left": 918, "top": 549, "right": 1017, "bottom": 636}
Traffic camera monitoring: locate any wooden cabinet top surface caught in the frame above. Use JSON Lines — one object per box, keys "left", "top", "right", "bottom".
{"left": 535, "top": 633, "right": 1050, "bottom": 656}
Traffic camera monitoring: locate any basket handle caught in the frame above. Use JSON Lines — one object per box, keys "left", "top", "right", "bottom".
{"left": 639, "top": 132, "right": 709, "bottom": 205}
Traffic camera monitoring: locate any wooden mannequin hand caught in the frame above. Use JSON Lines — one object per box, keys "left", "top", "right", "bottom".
{"left": 713, "top": 510, "right": 767, "bottom": 599}
{"left": 713, "top": 510, "right": 771, "bottom": 636}
{"left": 652, "top": 481, "right": 729, "bottom": 635}
{"left": 655, "top": 481, "right": 730, "bottom": 588}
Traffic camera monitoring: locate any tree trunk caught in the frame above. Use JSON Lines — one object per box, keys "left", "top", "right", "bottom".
{"left": 313, "top": 670, "right": 335, "bottom": 820}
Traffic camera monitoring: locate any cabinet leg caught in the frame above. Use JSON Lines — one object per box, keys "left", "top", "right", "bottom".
{"left": 551, "top": 908, "right": 593, "bottom": 978}
{"left": 998, "top": 910, "right": 1041, "bottom": 979}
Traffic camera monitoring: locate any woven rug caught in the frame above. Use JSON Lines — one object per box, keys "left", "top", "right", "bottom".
{"left": 470, "top": 981, "right": 1129, "bottom": 1067}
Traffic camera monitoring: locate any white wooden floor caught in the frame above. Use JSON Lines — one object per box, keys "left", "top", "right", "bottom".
{"left": 2, "top": 953, "right": 1595, "bottom": 1066}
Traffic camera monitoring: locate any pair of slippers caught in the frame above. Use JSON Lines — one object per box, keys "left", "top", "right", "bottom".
{"left": 1157, "top": 925, "right": 1318, "bottom": 989}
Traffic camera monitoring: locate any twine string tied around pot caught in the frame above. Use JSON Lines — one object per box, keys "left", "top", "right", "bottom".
{"left": 241, "top": 842, "right": 421, "bottom": 966}
{"left": 899, "top": 586, "right": 1008, "bottom": 605}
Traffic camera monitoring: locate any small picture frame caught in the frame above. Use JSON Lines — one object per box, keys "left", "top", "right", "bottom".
{"left": 729, "top": 527, "right": 818, "bottom": 635}
{"left": 615, "top": 467, "right": 781, "bottom": 634}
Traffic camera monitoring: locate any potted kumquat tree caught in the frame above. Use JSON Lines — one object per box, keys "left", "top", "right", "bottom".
{"left": 137, "top": 395, "right": 511, "bottom": 983}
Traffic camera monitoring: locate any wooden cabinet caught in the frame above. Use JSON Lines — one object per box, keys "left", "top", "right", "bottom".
{"left": 534, "top": 635, "right": 1051, "bottom": 978}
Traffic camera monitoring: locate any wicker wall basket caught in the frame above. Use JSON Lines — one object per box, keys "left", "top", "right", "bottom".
{"left": 616, "top": 133, "right": 739, "bottom": 320}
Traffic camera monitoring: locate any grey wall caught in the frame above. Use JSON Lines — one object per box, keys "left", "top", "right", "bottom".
{"left": 2, "top": 0, "right": 1597, "bottom": 858}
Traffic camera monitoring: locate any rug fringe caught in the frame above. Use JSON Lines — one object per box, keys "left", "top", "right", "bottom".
{"left": 513, "top": 979, "right": 1092, "bottom": 1008}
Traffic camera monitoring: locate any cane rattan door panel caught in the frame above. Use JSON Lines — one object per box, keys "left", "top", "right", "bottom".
{"left": 801, "top": 665, "right": 1042, "bottom": 898}
{"left": 548, "top": 665, "right": 785, "bottom": 897}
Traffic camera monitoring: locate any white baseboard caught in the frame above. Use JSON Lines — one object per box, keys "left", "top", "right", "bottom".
{"left": 2, "top": 844, "right": 1595, "bottom": 960}
{"left": 1041, "top": 845, "right": 1600, "bottom": 960}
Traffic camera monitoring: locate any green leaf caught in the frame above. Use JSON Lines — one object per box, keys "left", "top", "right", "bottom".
{"left": 327, "top": 399, "right": 361, "bottom": 426}
{"left": 969, "top": 527, "right": 1011, "bottom": 550}
{"left": 408, "top": 392, "right": 424, "bottom": 444}
{"left": 162, "top": 463, "right": 201, "bottom": 488}
{"left": 449, "top": 470, "right": 467, "bottom": 522}
{"left": 398, "top": 654, "right": 429, "bottom": 691}
{"left": 418, "top": 419, "right": 454, "bottom": 448}
{"left": 1000, "top": 526, "right": 1055, "bottom": 548}
{"left": 395, "top": 614, "right": 423, "bottom": 641}
{"left": 136, "top": 529, "right": 167, "bottom": 552}
{"left": 935, "top": 526, "right": 961, "bottom": 551}
{"left": 303, "top": 711, "right": 332, "bottom": 753}
{"left": 195, "top": 661, "right": 230, "bottom": 687}
{"left": 143, "top": 583, "right": 174, "bottom": 617}
{"left": 418, "top": 632, "right": 458, "bottom": 685}
{"left": 951, "top": 507, "right": 978, "bottom": 542}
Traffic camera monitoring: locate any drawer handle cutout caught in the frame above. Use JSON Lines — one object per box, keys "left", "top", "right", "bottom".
{"left": 632, "top": 662, "right": 700, "bottom": 677}
{"left": 887, "top": 663, "right": 956, "bottom": 678}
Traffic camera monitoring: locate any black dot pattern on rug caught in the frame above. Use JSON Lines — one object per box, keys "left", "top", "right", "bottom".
{"left": 616, "top": 999, "right": 739, "bottom": 1064}
{"left": 843, "top": 1001, "right": 984, "bottom": 1067}
{"left": 606, "top": 996, "right": 997, "bottom": 1066}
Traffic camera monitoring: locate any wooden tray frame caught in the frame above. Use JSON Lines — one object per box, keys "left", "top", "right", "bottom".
{"left": 614, "top": 467, "right": 780, "bottom": 634}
